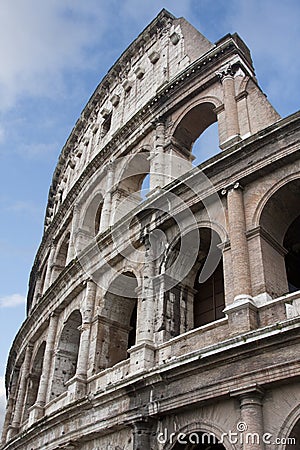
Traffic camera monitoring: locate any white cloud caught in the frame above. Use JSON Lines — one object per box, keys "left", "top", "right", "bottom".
{"left": 0, "top": 376, "right": 6, "bottom": 434}
{"left": 0, "top": 0, "right": 108, "bottom": 110}
{"left": 0, "top": 1, "right": 196, "bottom": 112}
{"left": 0, "top": 294, "right": 26, "bottom": 309}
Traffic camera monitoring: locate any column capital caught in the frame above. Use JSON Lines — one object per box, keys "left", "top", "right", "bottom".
{"left": 151, "top": 116, "right": 167, "bottom": 127}
{"left": 103, "top": 160, "right": 115, "bottom": 174}
{"left": 221, "top": 181, "right": 243, "bottom": 196}
{"left": 82, "top": 277, "right": 96, "bottom": 287}
{"left": 216, "top": 62, "right": 237, "bottom": 82}
{"left": 230, "top": 384, "right": 265, "bottom": 401}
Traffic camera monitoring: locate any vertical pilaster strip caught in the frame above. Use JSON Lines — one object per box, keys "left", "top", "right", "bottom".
{"left": 75, "top": 280, "right": 97, "bottom": 379}
{"left": 66, "top": 203, "right": 80, "bottom": 264}
{"left": 1, "top": 368, "right": 19, "bottom": 443}
{"left": 44, "top": 242, "right": 56, "bottom": 292}
{"left": 100, "top": 162, "right": 114, "bottom": 232}
{"left": 217, "top": 64, "right": 240, "bottom": 143}
{"left": 32, "top": 270, "right": 43, "bottom": 306}
{"left": 150, "top": 120, "right": 165, "bottom": 191}
{"left": 226, "top": 183, "right": 252, "bottom": 298}
{"left": 136, "top": 233, "right": 155, "bottom": 344}
{"left": 8, "top": 344, "right": 33, "bottom": 438}
{"left": 34, "top": 312, "right": 59, "bottom": 411}
{"left": 133, "top": 420, "right": 153, "bottom": 450}
{"left": 239, "top": 389, "right": 265, "bottom": 450}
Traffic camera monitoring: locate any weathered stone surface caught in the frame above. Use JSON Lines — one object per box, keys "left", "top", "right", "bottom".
{"left": 1, "top": 9, "right": 300, "bottom": 450}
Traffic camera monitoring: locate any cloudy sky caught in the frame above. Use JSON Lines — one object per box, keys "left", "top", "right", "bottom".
{"left": 0, "top": 0, "right": 299, "bottom": 431}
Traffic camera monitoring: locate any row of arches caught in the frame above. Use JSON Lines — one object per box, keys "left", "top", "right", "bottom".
{"left": 10, "top": 173, "right": 300, "bottom": 428}
{"left": 33, "top": 102, "right": 221, "bottom": 304}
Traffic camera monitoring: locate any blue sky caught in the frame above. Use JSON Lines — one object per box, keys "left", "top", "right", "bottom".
{"left": 0, "top": 0, "right": 299, "bottom": 430}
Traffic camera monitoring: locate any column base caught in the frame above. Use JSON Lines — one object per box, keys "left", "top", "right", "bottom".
{"left": 128, "top": 342, "right": 155, "bottom": 373}
{"left": 6, "top": 425, "right": 19, "bottom": 441}
{"left": 132, "top": 419, "right": 155, "bottom": 450}
{"left": 220, "top": 134, "right": 241, "bottom": 150}
{"left": 224, "top": 295, "right": 258, "bottom": 334}
{"left": 28, "top": 403, "right": 44, "bottom": 425}
{"left": 66, "top": 375, "right": 87, "bottom": 400}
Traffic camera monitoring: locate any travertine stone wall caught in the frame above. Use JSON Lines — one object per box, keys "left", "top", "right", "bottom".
{"left": 2, "top": 9, "right": 300, "bottom": 450}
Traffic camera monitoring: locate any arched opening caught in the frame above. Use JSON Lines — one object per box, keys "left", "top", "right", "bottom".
{"left": 171, "top": 431, "right": 226, "bottom": 449}
{"left": 53, "top": 232, "right": 70, "bottom": 279}
{"left": 82, "top": 193, "right": 103, "bottom": 237}
{"left": 284, "top": 215, "right": 300, "bottom": 292}
{"left": 285, "top": 417, "right": 300, "bottom": 449}
{"left": 112, "top": 152, "right": 150, "bottom": 223}
{"left": 50, "top": 310, "right": 82, "bottom": 399}
{"left": 99, "top": 272, "right": 138, "bottom": 369}
{"left": 173, "top": 102, "right": 218, "bottom": 159}
{"left": 23, "top": 342, "right": 46, "bottom": 422}
{"left": 259, "top": 179, "right": 300, "bottom": 297}
{"left": 163, "top": 227, "right": 225, "bottom": 338}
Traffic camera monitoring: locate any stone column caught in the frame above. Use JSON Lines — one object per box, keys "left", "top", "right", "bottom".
{"left": 7, "top": 344, "right": 33, "bottom": 439}
{"left": 29, "top": 312, "right": 59, "bottom": 421}
{"left": 133, "top": 421, "right": 153, "bottom": 450}
{"left": 67, "top": 280, "right": 96, "bottom": 399}
{"left": 43, "top": 242, "right": 56, "bottom": 292}
{"left": 129, "top": 232, "right": 155, "bottom": 371}
{"left": 150, "top": 120, "right": 165, "bottom": 191}
{"left": 223, "top": 183, "right": 258, "bottom": 332}
{"left": 32, "top": 270, "right": 43, "bottom": 306}
{"left": 136, "top": 233, "right": 156, "bottom": 344}
{"left": 232, "top": 386, "right": 265, "bottom": 450}
{"left": 1, "top": 368, "right": 20, "bottom": 443}
{"left": 76, "top": 280, "right": 97, "bottom": 378}
{"left": 100, "top": 162, "right": 114, "bottom": 231}
{"left": 226, "top": 183, "right": 251, "bottom": 298}
{"left": 66, "top": 203, "right": 80, "bottom": 264}
{"left": 217, "top": 64, "right": 240, "bottom": 146}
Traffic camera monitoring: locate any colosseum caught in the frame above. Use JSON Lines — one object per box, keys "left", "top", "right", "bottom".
{"left": 1, "top": 9, "right": 300, "bottom": 450}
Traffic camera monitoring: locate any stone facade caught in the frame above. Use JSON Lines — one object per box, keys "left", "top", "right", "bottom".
{"left": 1, "top": 9, "right": 300, "bottom": 450}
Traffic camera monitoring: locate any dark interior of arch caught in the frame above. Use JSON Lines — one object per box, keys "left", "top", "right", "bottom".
{"left": 284, "top": 215, "right": 300, "bottom": 292}
{"left": 57, "top": 232, "right": 70, "bottom": 268}
{"left": 260, "top": 179, "right": 300, "bottom": 244}
{"left": 286, "top": 417, "right": 300, "bottom": 450}
{"left": 50, "top": 310, "right": 82, "bottom": 399}
{"left": 104, "top": 272, "right": 138, "bottom": 365}
{"left": 95, "top": 202, "right": 103, "bottom": 235}
{"left": 173, "top": 103, "right": 217, "bottom": 151}
{"left": 164, "top": 228, "right": 224, "bottom": 335}
{"left": 172, "top": 432, "right": 226, "bottom": 449}
{"left": 23, "top": 341, "right": 46, "bottom": 420}
{"left": 83, "top": 193, "right": 103, "bottom": 235}
{"left": 194, "top": 259, "right": 225, "bottom": 327}
{"left": 193, "top": 228, "right": 225, "bottom": 328}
